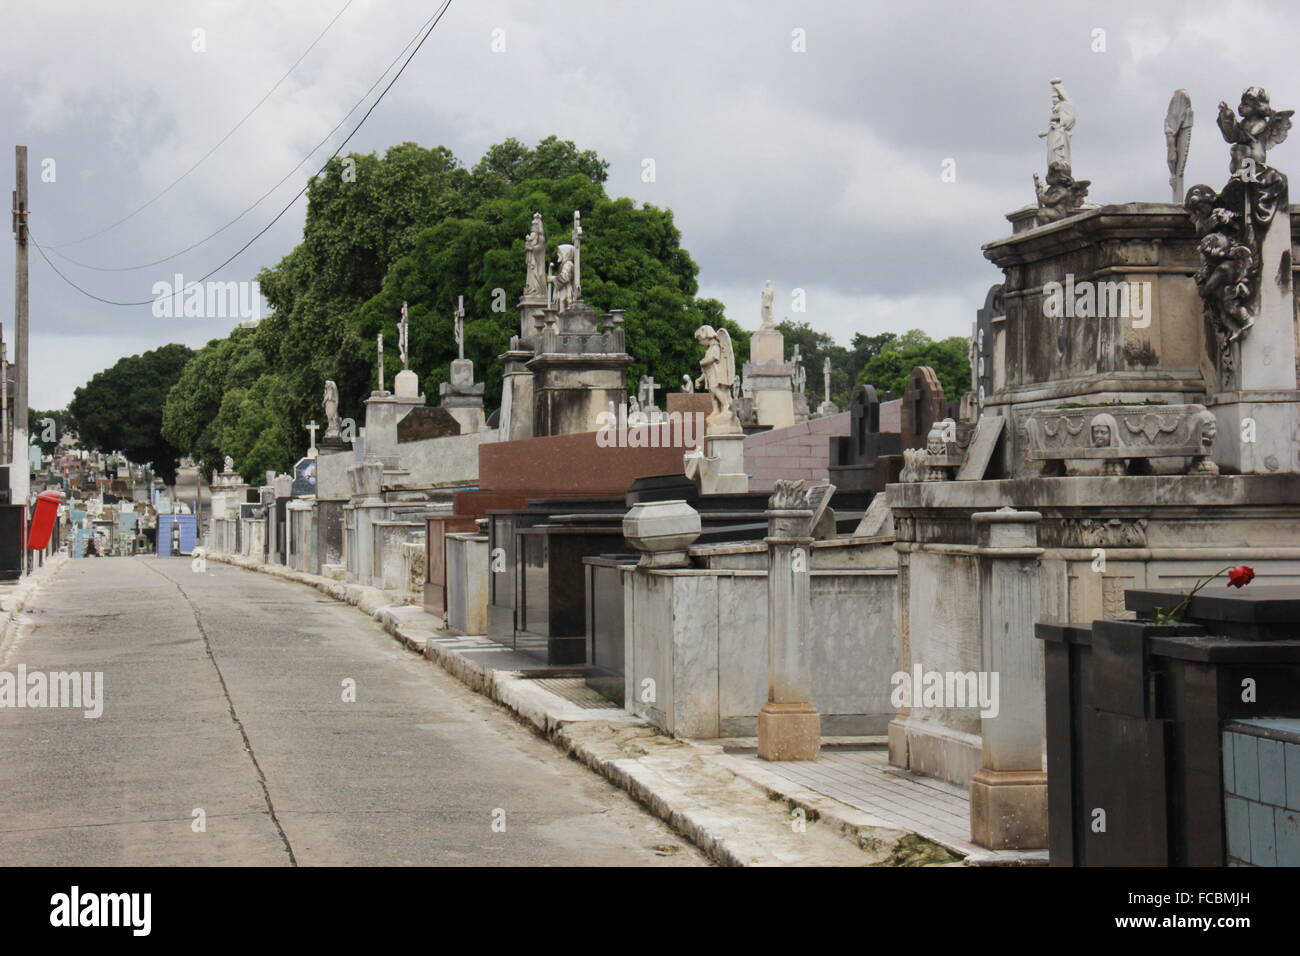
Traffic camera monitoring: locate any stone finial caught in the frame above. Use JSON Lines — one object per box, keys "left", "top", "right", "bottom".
{"left": 768, "top": 478, "right": 810, "bottom": 511}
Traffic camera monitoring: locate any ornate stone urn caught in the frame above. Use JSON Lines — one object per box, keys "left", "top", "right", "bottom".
{"left": 622, "top": 500, "right": 701, "bottom": 568}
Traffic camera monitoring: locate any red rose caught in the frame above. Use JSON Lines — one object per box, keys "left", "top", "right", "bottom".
{"left": 1227, "top": 565, "right": 1255, "bottom": 588}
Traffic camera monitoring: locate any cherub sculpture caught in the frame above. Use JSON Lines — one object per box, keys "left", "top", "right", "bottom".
{"left": 1217, "top": 86, "right": 1293, "bottom": 176}
{"left": 1033, "top": 161, "right": 1091, "bottom": 222}
{"left": 1194, "top": 232, "right": 1256, "bottom": 343}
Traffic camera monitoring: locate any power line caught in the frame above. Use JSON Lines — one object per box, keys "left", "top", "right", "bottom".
{"left": 48, "top": 6, "right": 439, "bottom": 273}
{"left": 53, "top": 0, "right": 357, "bottom": 249}
{"left": 31, "top": 0, "right": 454, "bottom": 308}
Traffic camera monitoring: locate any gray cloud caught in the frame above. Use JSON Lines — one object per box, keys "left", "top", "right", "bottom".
{"left": 2, "top": 0, "right": 1296, "bottom": 407}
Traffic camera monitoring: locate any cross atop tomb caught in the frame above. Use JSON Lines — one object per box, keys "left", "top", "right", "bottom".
{"left": 306, "top": 421, "right": 319, "bottom": 458}
{"left": 454, "top": 295, "right": 465, "bottom": 361}
{"left": 399, "top": 302, "right": 410, "bottom": 370}
{"left": 572, "top": 210, "right": 583, "bottom": 303}
{"left": 640, "top": 374, "right": 659, "bottom": 409}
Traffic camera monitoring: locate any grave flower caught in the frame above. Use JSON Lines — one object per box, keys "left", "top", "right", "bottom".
{"left": 1227, "top": 565, "right": 1255, "bottom": 588}
{"left": 1152, "top": 564, "right": 1255, "bottom": 625}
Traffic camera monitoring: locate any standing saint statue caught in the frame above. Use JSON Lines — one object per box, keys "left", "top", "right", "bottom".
{"left": 1038, "top": 78, "right": 1077, "bottom": 171}
{"left": 551, "top": 245, "right": 577, "bottom": 312}
{"left": 322, "top": 380, "right": 340, "bottom": 439}
{"left": 760, "top": 280, "right": 776, "bottom": 329}
{"left": 524, "top": 213, "right": 547, "bottom": 299}
{"left": 693, "top": 325, "right": 739, "bottom": 432}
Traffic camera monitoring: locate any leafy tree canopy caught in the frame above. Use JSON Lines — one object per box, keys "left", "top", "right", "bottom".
{"left": 68, "top": 343, "right": 193, "bottom": 484}
{"left": 163, "top": 136, "right": 744, "bottom": 476}
{"left": 855, "top": 330, "right": 971, "bottom": 401}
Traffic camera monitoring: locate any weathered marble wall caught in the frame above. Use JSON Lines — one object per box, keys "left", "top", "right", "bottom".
{"left": 624, "top": 537, "right": 899, "bottom": 738}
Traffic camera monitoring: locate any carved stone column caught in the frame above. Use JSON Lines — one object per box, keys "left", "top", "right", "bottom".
{"left": 757, "top": 481, "right": 820, "bottom": 761}
{"left": 969, "top": 507, "right": 1048, "bottom": 850}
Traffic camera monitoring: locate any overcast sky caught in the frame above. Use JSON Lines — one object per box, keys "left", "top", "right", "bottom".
{"left": 3, "top": 0, "right": 1298, "bottom": 409}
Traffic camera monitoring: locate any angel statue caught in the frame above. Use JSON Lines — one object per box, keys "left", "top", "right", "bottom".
{"left": 693, "top": 325, "right": 740, "bottom": 433}
{"left": 681, "top": 373, "right": 694, "bottom": 394}
{"left": 322, "top": 380, "right": 340, "bottom": 439}
{"left": 1217, "top": 86, "right": 1293, "bottom": 176}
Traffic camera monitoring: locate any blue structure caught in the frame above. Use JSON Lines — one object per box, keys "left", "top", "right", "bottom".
{"left": 157, "top": 514, "right": 198, "bottom": 556}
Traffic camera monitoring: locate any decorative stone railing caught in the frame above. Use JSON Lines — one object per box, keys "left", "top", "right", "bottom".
{"left": 1024, "top": 403, "right": 1217, "bottom": 476}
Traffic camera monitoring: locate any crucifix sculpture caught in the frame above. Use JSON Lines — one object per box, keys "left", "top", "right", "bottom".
{"left": 454, "top": 295, "right": 465, "bottom": 361}
{"left": 399, "top": 301, "right": 410, "bottom": 370}
{"left": 572, "top": 210, "right": 583, "bottom": 303}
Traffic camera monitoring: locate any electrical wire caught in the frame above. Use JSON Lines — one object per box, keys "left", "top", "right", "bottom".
{"left": 48, "top": 4, "right": 438, "bottom": 273}
{"left": 30, "top": 0, "right": 454, "bottom": 308}
{"left": 52, "top": 0, "right": 357, "bottom": 249}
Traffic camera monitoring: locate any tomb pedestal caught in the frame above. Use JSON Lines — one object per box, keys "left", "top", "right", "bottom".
{"left": 743, "top": 328, "right": 795, "bottom": 429}
{"left": 683, "top": 433, "right": 748, "bottom": 495}
{"left": 439, "top": 357, "right": 486, "bottom": 435}
{"left": 526, "top": 304, "right": 634, "bottom": 437}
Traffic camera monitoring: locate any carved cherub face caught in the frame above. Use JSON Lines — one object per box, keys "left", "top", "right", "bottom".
{"left": 1091, "top": 424, "right": 1111, "bottom": 447}
{"left": 1198, "top": 232, "right": 1232, "bottom": 260}
{"left": 1239, "top": 88, "right": 1268, "bottom": 118}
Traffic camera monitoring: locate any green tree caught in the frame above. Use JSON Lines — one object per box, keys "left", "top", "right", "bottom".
{"left": 161, "top": 136, "right": 739, "bottom": 475}
{"left": 856, "top": 330, "right": 971, "bottom": 401}
{"left": 160, "top": 330, "right": 276, "bottom": 482}
{"left": 67, "top": 343, "right": 193, "bottom": 484}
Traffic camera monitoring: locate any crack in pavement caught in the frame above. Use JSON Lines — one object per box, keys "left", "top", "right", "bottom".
{"left": 136, "top": 557, "right": 298, "bottom": 866}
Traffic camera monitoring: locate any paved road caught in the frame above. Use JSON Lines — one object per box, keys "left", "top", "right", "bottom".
{"left": 0, "top": 557, "right": 706, "bottom": 866}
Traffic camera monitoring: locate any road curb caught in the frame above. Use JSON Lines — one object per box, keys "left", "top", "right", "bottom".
{"left": 0, "top": 553, "right": 70, "bottom": 659}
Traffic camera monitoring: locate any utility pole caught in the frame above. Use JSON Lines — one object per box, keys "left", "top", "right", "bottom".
{"left": 12, "top": 146, "right": 29, "bottom": 572}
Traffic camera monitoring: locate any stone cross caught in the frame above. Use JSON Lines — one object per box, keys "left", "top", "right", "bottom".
{"left": 454, "top": 295, "right": 465, "bottom": 361}
{"left": 306, "top": 421, "right": 319, "bottom": 457}
{"left": 399, "top": 301, "right": 410, "bottom": 370}
{"left": 640, "top": 374, "right": 659, "bottom": 409}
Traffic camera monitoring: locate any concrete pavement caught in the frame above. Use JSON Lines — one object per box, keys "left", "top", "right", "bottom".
{"left": 0, "top": 556, "right": 707, "bottom": 866}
